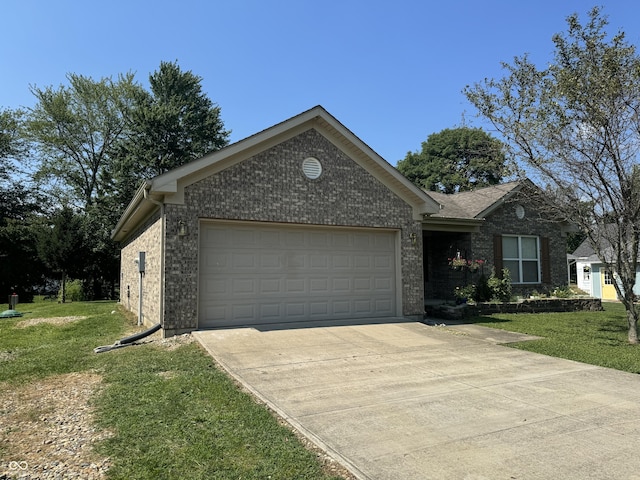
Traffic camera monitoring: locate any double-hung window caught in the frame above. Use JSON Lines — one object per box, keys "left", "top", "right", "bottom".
{"left": 502, "top": 235, "right": 540, "bottom": 283}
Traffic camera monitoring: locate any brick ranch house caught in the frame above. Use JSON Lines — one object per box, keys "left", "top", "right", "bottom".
{"left": 112, "top": 106, "right": 572, "bottom": 336}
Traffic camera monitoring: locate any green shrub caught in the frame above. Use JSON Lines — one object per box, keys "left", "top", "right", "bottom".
{"left": 488, "top": 268, "right": 512, "bottom": 303}
{"left": 59, "top": 279, "right": 85, "bottom": 302}
{"left": 552, "top": 285, "right": 573, "bottom": 298}
{"left": 473, "top": 274, "right": 493, "bottom": 302}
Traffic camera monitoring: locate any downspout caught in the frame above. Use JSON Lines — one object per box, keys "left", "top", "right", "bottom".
{"left": 143, "top": 187, "right": 166, "bottom": 333}
{"left": 94, "top": 323, "right": 161, "bottom": 353}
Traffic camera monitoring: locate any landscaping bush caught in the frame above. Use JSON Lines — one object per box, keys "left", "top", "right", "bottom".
{"left": 58, "top": 279, "right": 85, "bottom": 302}
{"left": 473, "top": 274, "right": 492, "bottom": 302}
{"left": 487, "top": 267, "right": 512, "bottom": 303}
{"left": 552, "top": 285, "right": 573, "bottom": 298}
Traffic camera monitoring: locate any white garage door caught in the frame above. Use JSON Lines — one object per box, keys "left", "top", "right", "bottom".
{"left": 199, "top": 222, "right": 398, "bottom": 328}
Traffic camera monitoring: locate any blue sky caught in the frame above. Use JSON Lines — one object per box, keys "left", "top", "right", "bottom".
{"left": 2, "top": 1, "right": 639, "bottom": 165}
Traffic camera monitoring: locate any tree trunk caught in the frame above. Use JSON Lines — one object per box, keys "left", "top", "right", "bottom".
{"left": 627, "top": 308, "right": 639, "bottom": 344}
{"left": 61, "top": 271, "right": 67, "bottom": 304}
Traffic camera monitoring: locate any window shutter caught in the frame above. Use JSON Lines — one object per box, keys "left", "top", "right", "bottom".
{"left": 541, "top": 236, "right": 551, "bottom": 284}
{"left": 493, "top": 235, "right": 503, "bottom": 277}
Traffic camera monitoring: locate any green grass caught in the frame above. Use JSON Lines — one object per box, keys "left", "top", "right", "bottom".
{"left": 472, "top": 302, "right": 640, "bottom": 373}
{"left": 0, "top": 300, "right": 125, "bottom": 383}
{"left": 0, "top": 300, "right": 343, "bottom": 479}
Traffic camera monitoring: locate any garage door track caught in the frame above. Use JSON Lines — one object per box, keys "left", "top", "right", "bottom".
{"left": 194, "top": 321, "right": 640, "bottom": 480}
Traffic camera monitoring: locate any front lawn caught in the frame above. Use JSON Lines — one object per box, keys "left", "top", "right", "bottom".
{"left": 472, "top": 302, "right": 640, "bottom": 373}
{"left": 0, "top": 300, "right": 346, "bottom": 479}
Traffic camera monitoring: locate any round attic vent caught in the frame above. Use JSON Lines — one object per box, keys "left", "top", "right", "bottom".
{"left": 302, "top": 157, "right": 322, "bottom": 179}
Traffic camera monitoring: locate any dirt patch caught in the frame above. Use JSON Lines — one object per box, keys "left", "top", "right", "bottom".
{"left": 15, "top": 316, "right": 87, "bottom": 328}
{"left": 0, "top": 372, "right": 112, "bottom": 479}
{"left": 135, "top": 330, "right": 196, "bottom": 350}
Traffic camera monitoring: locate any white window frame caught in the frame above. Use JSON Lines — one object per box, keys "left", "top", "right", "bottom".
{"left": 604, "top": 269, "right": 614, "bottom": 285}
{"left": 502, "top": 235, "right": 541, "bottom": 284}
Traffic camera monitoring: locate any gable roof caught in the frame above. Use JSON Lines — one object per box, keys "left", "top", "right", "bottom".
{"left": 112, "top": 106, "right": 440, "bottom": 241}
{"left": 426, "top": 181, "right": 524, "bottom": 219}
{"left": 570, "top": 224, "right": 625, "bottom": 264}
{"left": 420, "top": 181, "right": 527, "bottom": 232}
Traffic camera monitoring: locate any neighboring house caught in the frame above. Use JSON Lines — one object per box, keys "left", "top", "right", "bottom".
{"left": 112, "top": 106, "right": 573, "bottom": 336}
{"left": 570, "top": 238, "right": 640, "bottom": 300}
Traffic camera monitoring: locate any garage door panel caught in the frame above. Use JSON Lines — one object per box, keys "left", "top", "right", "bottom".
{"left": 332, "top": 232, "right": 351, "bottom": 248}
{"left": 285, "top": 278, "right": 306, "bottom": 293}
{"left": 375, "top": 298, "right": 394, "bottom": 313}
{"left": 232, "top": 304, "right": 255, "bottom": 320}
{"left": 310, "top": 278, "right": 329, "bottom": 293}
{"left": 332, "top": 278, "right": 351, "bottom": 291}
{"left": 231, "top": 252, "right": 257, "bottom": 268}
{"left": 309, "top": 231, "right": 330, "bottom": 247}
{"left": 286, "top": 303, "right": 306, "bottom": 317}
{"left": 354, "top": 255, "right": 371, "bottom": 269}
{"left": 333, "top": 255, "right": 351, "bottom": 269}
{"left": 261, "top": 230, "right": 281, "bottom": 247}
{"left": 285, "top": 231, "right": 306, "bottom": 247}
{"left": 260, "top": 278, "right": 281, "bottom": 294}
{"left": 310, "top": 255, "right": 329, "bottom": 268}
{"left": 374, "top": 277, "right": 393, "bottom": 291}
{"left": 310, "top": 302, "right": 329, "bottom": 316}
{"left": 205, "top": 279, "right": 228, "bottom": 295}
{"left": 285, "top": 253, "right": 306, "bottom": 269}
{"left": 354, "top": 299, "right": 373, "bottom": 314}
{"left": 260, "top": 304, "right": 282, "bottom": 319}
{"left": 199, "top": 223, "right": 397, "bottom": 328}
{"left": 232, "top": 278, "right": 256, "bottom": 295}
{"left": 353, "top": 278, "right": 372, "bottom": 291}
{"left": 375, "top": 255, "right": 392, "bottom": 269}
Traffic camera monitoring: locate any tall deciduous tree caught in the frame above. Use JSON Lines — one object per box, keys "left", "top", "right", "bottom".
{"left": 27, "top": 73, "right": 140, "bottom": 209}
{"left": 397, "top": 127, "right": 511, "bottom": 193}
{"left": 0, "top": 108, "right": 26, "bottom": 181}
{"left": 36, "top": 207, "right": 87, "bottom": 303}
{"left": 465, "top": 7, "right": 640, "bottom": 343}
{"left": 0, "top": 108, "right": 47, "bottom": 301}
{"left": 113, "top": 61, "right": 230, "bottom": 207}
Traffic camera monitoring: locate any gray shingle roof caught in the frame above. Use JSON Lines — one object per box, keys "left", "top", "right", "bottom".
{"left": 426, "top": 181, "right": 523, "bottom": 219}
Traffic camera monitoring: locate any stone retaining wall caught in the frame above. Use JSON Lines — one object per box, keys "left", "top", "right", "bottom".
{"left": 427, "top": 298, "right": 603, "bottom": 321}
{"left": 474, "top": 298, "right": 603, "bottom": 315}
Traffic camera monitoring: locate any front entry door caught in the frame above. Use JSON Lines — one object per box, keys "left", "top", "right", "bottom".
{"left": 601, "top": 269, "right": 618, "bottom": 300}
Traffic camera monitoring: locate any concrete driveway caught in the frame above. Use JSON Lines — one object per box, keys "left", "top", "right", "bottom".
{"left": 194, "top": 320, "right": 640, "bottom": 480}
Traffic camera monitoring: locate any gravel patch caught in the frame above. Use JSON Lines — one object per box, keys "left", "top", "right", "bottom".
{"left": 0, "top": 373, "right": 112, "bottom": 479}
{"left": 15, "top": 317, "right": 87, "bottom": 329}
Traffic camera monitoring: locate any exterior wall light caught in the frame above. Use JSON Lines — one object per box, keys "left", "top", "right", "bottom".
{"left": 409, "top": 232, "right": 417, "bottom": 245}
{"left": 178, "top": 220, "right": 188, "bottom": 237}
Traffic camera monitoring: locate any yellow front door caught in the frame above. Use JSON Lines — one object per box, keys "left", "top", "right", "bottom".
{"left": 601, "top": 269, "right": 618, "bottom": 300}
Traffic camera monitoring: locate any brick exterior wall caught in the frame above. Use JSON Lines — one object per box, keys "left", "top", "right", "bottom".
{"left": 426, "top": 190, "right": 568, "bottom": 301}
{"left": 161, "top": 128, "right": 424, "bottom": 334}
{"left": 471, "top": 192, "right": 567, "bottom": 297}
{"left": 120, "top": 210, "right": 163, "bottom": 326}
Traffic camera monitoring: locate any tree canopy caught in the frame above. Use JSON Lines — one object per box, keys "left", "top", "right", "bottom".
{"left": 397, "top": 127, "right": 511, "bottom": 193}
{"left": 113, "top": 61, "right": 230, "bottom": 207}
{"left": 27, "top": 73, "right": 140, "bottom": 210}
{"left": 464, "top": 6, "right": 640, "bottom": 343}
{"left": 0, "top": 61, "right": 230, "bottom": 301}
